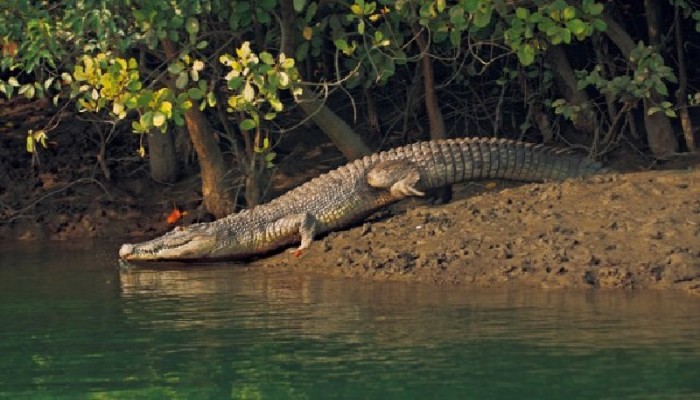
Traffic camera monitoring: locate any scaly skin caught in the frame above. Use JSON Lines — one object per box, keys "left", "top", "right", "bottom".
{"left": 119, "top": 137, "right": 605, "bottom": 261}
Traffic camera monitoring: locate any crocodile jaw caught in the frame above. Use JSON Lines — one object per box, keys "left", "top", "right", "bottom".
{"left": 119, "top": 226, "right": 219, "bottom": 261}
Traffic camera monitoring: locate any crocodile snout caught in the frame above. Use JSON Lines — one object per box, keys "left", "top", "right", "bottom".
{"left": 119, "top": 244, "right": 134, "bottom": 259}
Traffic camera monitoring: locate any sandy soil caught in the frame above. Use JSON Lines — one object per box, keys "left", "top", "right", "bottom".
{"left": 253, "top": 169, "right": 700, "bottom": 295}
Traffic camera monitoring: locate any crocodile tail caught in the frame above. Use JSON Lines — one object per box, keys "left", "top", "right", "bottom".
{"left": 382, "top": 137, "right": 605, "bottom": 189}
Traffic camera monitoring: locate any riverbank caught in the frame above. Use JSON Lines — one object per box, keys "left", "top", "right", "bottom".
{"left": 2, "top": 119, "right": 699, "bottom": 294}
{"left": 252, "top": 168, "right": 700, "bottom": 295}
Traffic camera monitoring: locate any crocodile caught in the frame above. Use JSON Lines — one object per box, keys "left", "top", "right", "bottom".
{"left": 119, "top": 137, "right": 605, "bottom": 261}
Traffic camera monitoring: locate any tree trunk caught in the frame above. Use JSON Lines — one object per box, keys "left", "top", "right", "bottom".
{"left": 279, "top": 0, "right": 372, "bottom": 161}
{"left": 412, "top": 24, "right": 446, "bottom": 140}
{"left": 294, "top": 91, "right": 373, "bottom": 160}
{"left": 518, "top": 72, "right": 554, "bottom": 143}
{"left": 546, "top": 46, "right": 596, "bottom": 136}
{"left": 601, "top": 12, "right": 678, "bottom": 157}
{"left": 147, "top": 129, "right": 177, "bottom": 183}
{"left": 412, "top": 23, "right": 451, "bottom": 203}
{"left": 673, "top": 2, "right": 695, "bottom": 152}
{"left": 643, "top": 0, "right": 680, "bottom": 156}
{"left": 182, "top": 107, "right": 236, "bottom": 217}
{"left": 161, "top": 39, "right": 236, "bottom": 217}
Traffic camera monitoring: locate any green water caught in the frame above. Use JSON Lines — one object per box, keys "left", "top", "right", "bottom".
{"left": 0, "top": 242, "right": 698, "bottom": 399}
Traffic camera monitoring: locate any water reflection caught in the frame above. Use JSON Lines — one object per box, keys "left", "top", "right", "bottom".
{"left": 115, "top": 266, "right": 700, "bottom": 398}
{"left": 1, "top": 241, "right": 698, "bottom": 399}
{"left": 118, "top": 266, "right": 700, "bottom": 352}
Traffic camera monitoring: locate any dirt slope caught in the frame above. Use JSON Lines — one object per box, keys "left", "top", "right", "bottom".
{"left": 254, "top": 169, "right": 700, "bottom": 295}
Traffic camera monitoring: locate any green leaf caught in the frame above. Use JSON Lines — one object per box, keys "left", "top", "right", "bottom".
{"left": 269, "top": 97, "right": 283, "bottom": 112}
{"left": 561, "top": 28, "right": 572, "bottom": 44}
{"left": 175, "top": 72, "right": 189, "bottom": 89}
{"left": 43, "top": 77, "right": 54, "bottom": 91}
{"left": 113, "top": 102, "right": 126, "bottom": 118}
{"left": 436, "top": 0, "right": 446, "bottom": 13}
{"left": 293, "top": 0, "right": 306, "bottom": 12}
{"left": 350, "top": 4, "right": 363, "bottom": 15}
{"left": 335, "top": 39, "right": 348, "bottom": 51}
{"left": 159, "top": 101, "right": 173, "bottom": 116}
{"left": 306, "top": 2, "right": 318, "bottom": 22}
{"left": 188, "top": 87, "right": 204, "bottom": 100}
{"left": 242, "top": 82, "right": 255, "bottom": 102}
{"left": 26, "top": 132, "right": 35, "bottom": 153}
{"left": 587, "top": 2, "right": 604, "bottom": 16}
{"left": 530, "top": 12, "right": 543, "bottom": 23}
{"left": 140, "top": 111, "right": 154, "bottom": 128}
{"left": 168, "top": 62, "right": 185, "bottom": 74}
{"left": 280, "top": 57, "right": 295, "bottom": 70}
{"left": 198, "top": 79, "right": 208, "bottom": 93}
{"left": 515, "top": 7, "right": 529, "bottom": 20}
{"left": 239, "top": 118, "right": 256, "bottom": 131}
{"left": 296, "top": 41, "right": 310, "bottom": 61}
{"left": 550, "top": 32, "right": 562, "bottom": 45}
{"left": 206, "top": 91, "right": 217, "bottom": 107}
{"left": 131, "top": 121, "right": 145, "bottom": 133}
{"left": 592, "top": 19, "right": 607, "bottom": 32}
{"left": 127, "top": 80, "right": 142, "bottom": 91}
{"left": 260, "top": 52, "right": 275, "bottom": 65}
{"left": 168, "top": 30, "right": 180, "bottom": 42}
{"left": 19, "top": 84, "right": 35, "bottom": 99}
{"left": 152, "top": 112, "right": 167, "bottom": 127}
{"left": 562, "top": 6, "right": 576, "bottom": 21}
{"left": 450, "top": 30, "right": 461, "bottom": 47}
{"left": 185, "top": 17, "right": 199, "bottom": 34}
{"left": 125, "top": 96, "right": 138, "bottom": 109}
{"left": 566, "top": 19, "right": 587, "bottom": 35}
{"left": 169, "top": 15, "right": 184, "bottom": 29}
{"left": 462, "top": 0, "right": 479, "bottom": 12}
{"left": 137, "top": 92, "right": 153, "bottom": 108}
{"left": 450, "top": 6, "right": 467, "bottom": 28}
{"left": 517, "top": 43, "right": 536, "bottom": 66}
{"left": 227, "top": 76, "right": 244, "bottom": 90}
{"left": 473, "top": 6, "right": 492, "bottom": 28}
{"left": 655, "top": 82, "right": 668, "bottom": 96}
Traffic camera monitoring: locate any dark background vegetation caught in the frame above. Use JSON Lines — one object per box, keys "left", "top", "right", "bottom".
{"left": 1, "top": 0, "right": 699, "bottom": 239}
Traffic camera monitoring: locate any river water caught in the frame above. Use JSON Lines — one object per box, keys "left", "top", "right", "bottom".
{"left": 0, "top": 241, "right": 699, "bottom": 399}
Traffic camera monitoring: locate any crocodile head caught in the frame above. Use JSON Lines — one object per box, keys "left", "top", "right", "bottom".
{"left": 119, "top": 223, "right": 221, "bottom": 261}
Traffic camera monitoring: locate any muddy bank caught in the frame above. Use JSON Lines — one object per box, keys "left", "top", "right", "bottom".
{"left": 2, "top": 110, "right": 699, "bottom": 295}
{"left": 253, "top": 169, "right": 700, "bottom": 295}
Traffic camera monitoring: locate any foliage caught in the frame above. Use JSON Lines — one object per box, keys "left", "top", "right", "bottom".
{"left": 220, "top": 42, "right": 302, "bottom": 132}
{"left": 504, "top": 0, "right": 606, "bottom": 65}
{"left": 0, "top": 0, "right": 301, "bottom": 159}
{"left": 552, "top": 42, "right": 679, "bottom": 122}
{"left": 672, "top": 0, "right": 700, "bottom": 32}
{"left": 0, "top": 0, "right": 134, "bottom": 99}
{"left": 2, "top": 0, "right": 700, "bottom": 165}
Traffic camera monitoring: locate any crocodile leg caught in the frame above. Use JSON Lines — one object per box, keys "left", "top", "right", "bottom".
{"left": 271, "top": 213, "right": 318, "bottom": 256}
{"left": 366, "top": 159, "right": 426, "bottom": 198}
